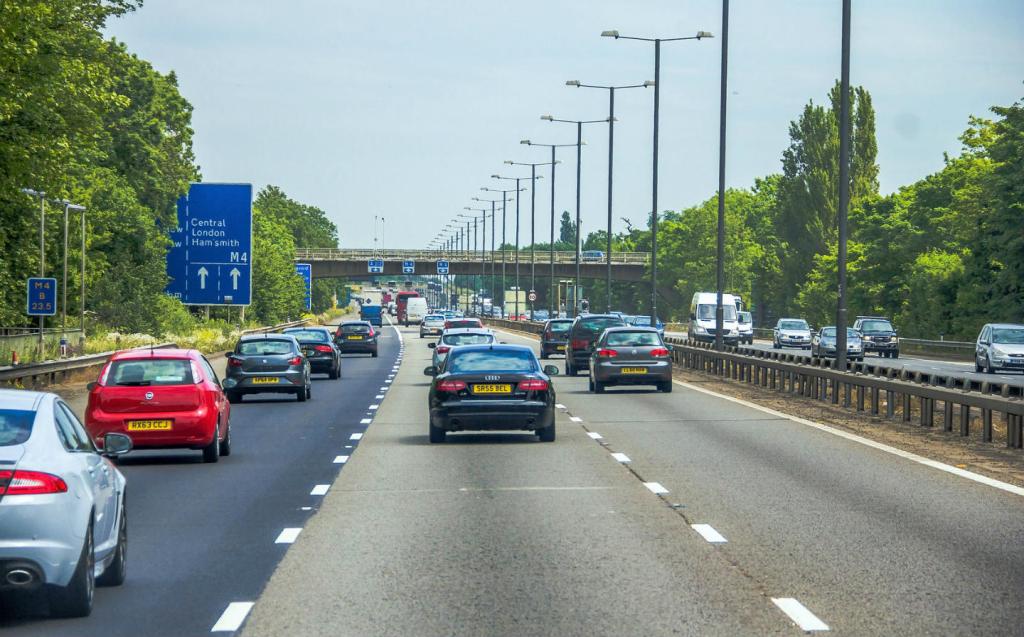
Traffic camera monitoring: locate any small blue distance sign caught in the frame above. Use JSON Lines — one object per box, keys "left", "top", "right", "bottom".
{"left": 368, "top": 258, "right": 384, "bottom": 273}
{"left": 295, "top": 263, "right": 312, "bottom": 311}
{"left": 402, "top": 260, "right": 415, "bottom": 274}
{"left": 436, "top": 260, "right": 449, "bottom": 275}
{"left": 27, "top": 277, "right": 58, "bottom": 316}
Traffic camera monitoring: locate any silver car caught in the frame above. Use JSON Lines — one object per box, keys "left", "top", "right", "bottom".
{"left": 419, "top": 314, "right": 446, "bottom": 338}
{"left": 773, "top": 318, "right": 812, "bottom": 349}
{"left": 427, "top": 328, "right": 496, "bottom": 369}
{"left": 975, "top": 323, "right": 1024, "bottom": 374}
{"left": 588, "top": 327, "right": 674, "bottom": 393}
{"left": 0, "top": 389, "right": 132, "bottom": 617}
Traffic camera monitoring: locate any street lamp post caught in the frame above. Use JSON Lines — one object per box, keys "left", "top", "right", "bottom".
{"left": 715, "top": 2, "right": 730, "bottom": 351}
{"left": 473, "top": 195, "right": 513, "bottom": 313}
{"left": 540, "top": 114, "right": 608, "bottom": 317}
{"left": 565, "top": 80, "right": 653, "bottom": 312}
{"left": 482, "top": 185, "right": 525, "bottom": 317}
{"left": 58, "top": 201, "right": 86, "bottom": 332}
{"left": 836, "top": 0, "right": 852, "bottom": 370}
{"left": 21, "top": 188, "right": 47, "bottom": 352}
{"left": 464, "top": 207, "right": 491, "bottom": 315}
{"left": 601, "top": 28, "right": 712, "bottom": 325}
{"left": 492, "top": 174, "right": 539, "bottom": 320}
{"left": 505, "top": 160, "right": 555, "bottom": 319}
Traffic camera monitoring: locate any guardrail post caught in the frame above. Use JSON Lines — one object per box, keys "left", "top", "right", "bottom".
{"left": 959, "top": 404, "right": 970, "bottom": 437}
{"left": 856, "top": 384, "right": 864, "bottom": 411}
{"left": 943, "top": 401, "right": 953, "bottom": 432}
{"left": 843, "top": 382, "right": 851, "bottom": 407}
{"left": 886, "top": 389, "right": 895, "bottom": 418}
{"left": 1009, "top": 414, "right": 1022, "bottom": 449}
{"left": 982, "top": 408, "right": 993, "bottom": 442}
{"left": 870, "top": 387, "right": 879, "bottom": 415}
{"left": 831, "top": 378, "right": 839, "bottom": 404}
{"left": 902, "top": 393, "right": 912, "bottom": 422}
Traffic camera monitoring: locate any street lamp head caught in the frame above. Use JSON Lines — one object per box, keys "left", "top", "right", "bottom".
{"left": 643, "top": 80, "right": 656, "bottom": 88}
{"left": 520, "top": 139, "right": 531, "bottom": 145}
{"left": 601, "top": 30, "right": 619, "bottom": 38}
{"left": 504, "top": 160, "right": 513, "bottom": 165}
{"left": 565, "top": 80, "right": 581, "bottom": 87}
{"left": 540, "top": 115, "right": 553, "bottom": 121}
{"left": 696, "top": 30, "right": 713, "bottom": 39}
{"left": 490, "top": 174, "right": 501, "bottom": 179}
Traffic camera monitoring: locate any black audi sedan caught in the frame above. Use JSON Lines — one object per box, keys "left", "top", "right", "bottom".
{"left": 423, "top": 344, "right": 559, "bottom": 443}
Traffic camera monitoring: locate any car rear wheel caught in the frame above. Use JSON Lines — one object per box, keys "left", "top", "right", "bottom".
{"left": 659, "top": 380, "right": 673, "bottom": 393}
{"left": 202, "top": 427, "right": 221, "bottom": 463}
{"left": 565, "top": 360, "right": 576, "bottom": 377}
{"left": 48, "top": 521, "right": 94, "bottom": 618}
{"left": 986, "top": 356, "right": 995, "bottom": 374}
{"left": 594, "top": 380, "right": 606, "bottom": 394}
{"left": 537, "top": 421, "right": 556, "bottom": 442}
{"left": 226, "top": 391, "right": 241, "bottom": 404}
{"left": 428, "top": 422, "right": 446, "bottom": 443}
{"left": 97, "top": 500, "right": 126, "bottom": 587}
{"left": 219, "top": 420, "right": 232, "bottom": 457}
{"left": 371, "top": 350, "right": 378, "bottom": 358}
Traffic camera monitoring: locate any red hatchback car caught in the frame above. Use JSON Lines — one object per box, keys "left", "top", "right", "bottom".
{"left": 85, "top": 349, "right": 231, "bottom": 463}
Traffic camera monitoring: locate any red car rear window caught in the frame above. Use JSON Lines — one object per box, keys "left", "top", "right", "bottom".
{"left": 106, "top": 359, "right": 194, "bottom": 386}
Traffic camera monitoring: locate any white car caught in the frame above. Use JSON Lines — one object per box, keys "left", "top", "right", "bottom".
{"left": 0, "top": 389, "right": 133, "bottom": 617}
{"left": 975, "top": 323, "right": 1024, "bottom": 374}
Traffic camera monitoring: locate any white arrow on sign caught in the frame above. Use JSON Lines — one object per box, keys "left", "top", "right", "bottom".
{"left": 197, "top": 266, "right": 209, "bottom": 289}
{"left": 229, "top": 267, "right": 241, "bottom": 290}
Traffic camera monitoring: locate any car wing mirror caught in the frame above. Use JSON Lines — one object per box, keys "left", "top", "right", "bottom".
{"left": 423, "top": 366, "right": 438, "bottom": 376}
{"left": 428, "top": 342, "right": 436, "bottom": 349}
{"left": 86, "top": 381, "right": 97, "bottom": 392}
{"left": 225, "top": 351, "right": 234, "bottom": 357}
{"left": 543, "top": 365, "right": 559, "bottom": 376}
{"left": 101, "top": 433, "right": 133, "bottom": 457}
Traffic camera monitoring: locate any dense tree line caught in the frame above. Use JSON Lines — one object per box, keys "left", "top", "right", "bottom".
{"left": 0, "top": 1, "right": 338, "bottom": 334}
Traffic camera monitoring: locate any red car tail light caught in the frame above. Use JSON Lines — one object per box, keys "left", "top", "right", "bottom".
{"left": 650, "top": 347, "right": 670, "bottom": 357}
{"left": 436, "top": 345, "right": 451, "bottom": 354}
{"left": 518, "top": 379, "right": 549, "bottom": 391}
{"left": 596, "top": 348, "right": 618, "bottom": 357}
{"left": 0, "top": 470, "right": 68, "bottom": 496}
{"left": 571, "top": 339, "right": 589, "bottom": 350}
{"left": 228, "top": 356, "right": 243, "bottom": 367}
{"left": 437, "top": 379, "right": 467, "bottom": 393}
{"left": 288, "top": 356, "right": 303, "bottom": 366}
{"left": 96, "top": 363, "right": 112, "bottom": 386}
{"left": 367, "top": 328, "right": 375, "bottom": 338}
{"left": 314, "top": 345, "right": 333, "bottom": 353}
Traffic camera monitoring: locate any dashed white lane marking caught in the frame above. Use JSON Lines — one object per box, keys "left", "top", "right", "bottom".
{"left": 369, "top": 404, "right": 379, "bottom": 410}
{"left": 376, "top": 395, "right": 384, "bottom": 399}
{"left": 310, "top": 484, "right": 330, "bottom": 496}
{"left": 673, "top": 379, "right": 1024, "bottom": 498}
{"left": 385, "top": 379, "right": 393, "bottom": 384}
{"left": 586, "top": 432, "right": 603, "bottom": 439}
{"left": 771, "top": 598, "right": 829, "bottom": 632}
{"left": 333, "top": 455, "right": 349, "bottom": 464}
{"left": 350, "top": 433, "right": 363, "bottom": 440}
{"left": 211, "top": 601, "right": 255, "bottom": 632}
{"left": 569, "top": 416, "right": 582, "bottom": 423}
{"left": 360, "top": 418, "right": 372, "bottom": 424}
{"left": 691, "top": 524, "right": 727, "bottom": 543}
{"left": 644, "top": 482, "right": 669, "bottom": 495}
{"left": 344, "top": 445, "right": 352, "bottom": 449}
{"left": 274, "top": 528, "right": 302, "bottom": 544}
{"left": 380, "top": 386, "right": 388, "bottom": 391}
{"left": 555, "top": 403, "right": 566, "bottom": 409}
{"left": 611, "top": 452, "right": 631, "bottom": 463}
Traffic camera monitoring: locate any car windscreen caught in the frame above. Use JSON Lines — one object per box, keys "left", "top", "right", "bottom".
{"left": 820, "top": 328, "right": 858, "bottom": 338}
{"left": 341, "top": 324, "right": 372, "bottom": 334}
{"left": 237, "top": 340, "right": 294, "bottom": 356}
{"left": 547, "top": 321, "right": 572, "bottom": 333}
{"left": 738, "top": 312, "right": 752, "bottom": 324}
{"left": 860, "top": 320, "right": 893, "bottom": 332}
{"left": 992, "top": 328, "right": 1024, "bottom": 344}
{"left": 779, "top": 320, "right": 809, "bottom": 330}
{"left": 425, "top": 315, "right": 444, "bottom": 322}
{"left": 446, "top": 350, "right": 537, "bottom": 374}
{"left": 442, "top": 333, "right": 495, "bottom": 346}
{"left": 285, "top": 330, "right": 330, "bottom": 343}
{"left": 448, "top": 320, "right": 481, "bottom": 329}
{"left": 697, "top": 304, "right": 738, "bottom": 320}
{"left": 107, "top": 359, "right": 195, "bottom": 386}
{"left": 576, "top": 317, "right": 623, "bottom": 335}
{"left": 0, "top": 409, "right": 35, "bottom": 446}
{"left": 606, "top": 331, "right": 662, "bottom": 347}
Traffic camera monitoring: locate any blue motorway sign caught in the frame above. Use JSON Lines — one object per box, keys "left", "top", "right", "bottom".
{"left": 166, "top": 183, "right": 252, "bottom": 306}
{"left": 402, "top": 260, "right": 415, "bottom": 274}
{"left": 436, "top": 259, "right": 449, "bottom": 275}
{"left": 368, "top": 258, "right": 384, "bottom": 273}
{"left": 26, "top": 278, "right": 57, "bottom": 316}
{"left": 295, "top": 263, "right": 312, "bottom": 311}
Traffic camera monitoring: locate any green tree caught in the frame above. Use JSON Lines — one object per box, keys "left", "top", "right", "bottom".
{"left": 249, "top": 208, "right": 305, "bottom": 323}
{"left": 558, "top": 211, "right": 576, "bottom": 244}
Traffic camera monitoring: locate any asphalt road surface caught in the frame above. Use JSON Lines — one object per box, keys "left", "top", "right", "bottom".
{"left": 239, "top": 325, "right": 1024, "bottom": 636}
{"left": 0, "top": 319, "right": 402, "bottom": 636}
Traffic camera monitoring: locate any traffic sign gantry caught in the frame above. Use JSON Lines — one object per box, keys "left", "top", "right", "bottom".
{"left": 402, "top": 260, "right": 415, "bottom": 274}
{"left": 27, "top": 278, "right": 57, "bottom": 316}
{"left": 166, "top": 183, "right": 253, "bottom": 306}
{"left": 368, "top": 258, "right": 384, "bottom": 273}
{"left": 436, "top": 260, "right": 449, "bottom": 275}
{"left": 295, "top": 263, "right": 312, "bottom": 311}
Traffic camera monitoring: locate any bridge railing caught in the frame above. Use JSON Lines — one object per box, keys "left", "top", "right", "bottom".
{"left": 294, "top": 248, "right": 649, "bottom": 265}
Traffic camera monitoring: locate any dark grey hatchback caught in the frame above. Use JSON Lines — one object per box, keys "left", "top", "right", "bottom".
{"left": 588, "top": 327, "right": 673, "bottom": 393}
{"left": 222, "top": 334, "right": 312, "bottom": 403}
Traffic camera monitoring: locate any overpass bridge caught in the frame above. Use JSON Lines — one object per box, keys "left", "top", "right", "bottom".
{"left": 294, "top": 249, "right": 649, "bottom": 281}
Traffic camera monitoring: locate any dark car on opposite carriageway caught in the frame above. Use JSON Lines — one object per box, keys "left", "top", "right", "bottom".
{"left": 423, "top": 344, "right": 560, "bottom": 443}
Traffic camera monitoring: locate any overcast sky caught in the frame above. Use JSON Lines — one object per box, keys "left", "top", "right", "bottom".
{"left": 106, "top": 0, "right": 1024, "bottom": 249}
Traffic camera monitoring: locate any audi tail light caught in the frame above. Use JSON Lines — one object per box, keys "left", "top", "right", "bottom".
{"left": 0, "top": 470, "right": 68, "bottom": 496}
{"left": 437, "top": 379, "right": 467, "bottom": 393}
{"left": 596, "top": 348, "right": 618, "bottom": 357}
{"left": 650, "top": 348, "right": 670, "bottom": 357}
{"left": 518, "top": 379, "right": 549, "bottom": 391}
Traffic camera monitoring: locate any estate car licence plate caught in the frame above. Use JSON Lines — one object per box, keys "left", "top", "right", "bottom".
{"left": 127, "top": 419, "right": 172, "bottom": 431}
{"left": 556, "top": 345, "right": 566, "bottom": 351}
{"left": 472, "top": 383, "right": 513, "bottom": 394}
{"left": 251, "top": 377, "right": 280, "bottom": 385}
{"left": 621, "top": 367, "right": 647, "bottom": 374}
{"left": 346, "top": 335, "right": 362, "bottom": 340}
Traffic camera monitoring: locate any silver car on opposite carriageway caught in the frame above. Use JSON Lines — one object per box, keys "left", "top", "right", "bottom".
{"left": 427, "top": 328, "right": 496, "bottom": 370}
{"left": 0, "top": 389, "right": 133, "bottom": 617}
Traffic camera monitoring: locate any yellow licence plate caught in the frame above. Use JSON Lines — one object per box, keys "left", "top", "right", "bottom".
{"left": 472, "top": 383, "right": 513, "bottom": 394}
{"left": 621, "top": 367, "right": 647, "bottom": 374}
{"left": 251, "top": 376, "right": 280, "bottom": 385}
{"left": 556, "top": 345, "right": 566, "bottom": 351}
{"left": 346, "top": 335, "right": 362, "bottom": 340}
{"left": 127, "top": 419, "right": 172, "bottom": 431}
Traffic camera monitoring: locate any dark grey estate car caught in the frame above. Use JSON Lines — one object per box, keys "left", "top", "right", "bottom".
{"left": 539, "top": 318, "right": 574, "bottom": 359}
{"left": 335, "top": 321, "right": 379, "bottom": 357}
{"left": 223, "top": 334, "right": 312, "bottom": 403}
{"left": 283, "top": 326, "right": 341, "bottom": 379}
{"left": 588, "top": 327, "right": 673, "bottom": 393}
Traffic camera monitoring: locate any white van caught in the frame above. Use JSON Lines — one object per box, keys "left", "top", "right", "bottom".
{"left": 405, "top": 297, "right": 429, "bottom": 325}
{"left": 689, "top": 292, "right": 740, "bottom": 344}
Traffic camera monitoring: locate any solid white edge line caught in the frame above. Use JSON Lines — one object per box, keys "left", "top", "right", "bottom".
{"left": 555, "top": 403, "right": 566, "bottom": 409}
{"left": 611, "top": 452, "right": 631, "bottom": 463}
{"left": 350, "top": 433, "right": 363, "bottom": 440}
{"left": 771, "top": 597, "right": 829, "bottom": 631}
{"left": 274, "top": 527, "right": 302, "bottom": 544}
{"left": 671, "top": 378, "right": 1024, "bottom": 498}
{"left": 211, "top": 601, "right": 255, "bottom": 632}
{"left": 569, "top": 416, "right": 582, "bottom": 423}
{"left": 333, "top": 455, "right": 349, "bottom": 464}
{"left": 643, "top": 481, "right": 668, "bottom": 495}
{"left": 691, "top": 523, "right": 727, "bottom": 543}
{"left": 310, "top": 484, "right": 330, "bottom": 496}
{"left": 586, "top": 432, "right": 603, "bottom": 439}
